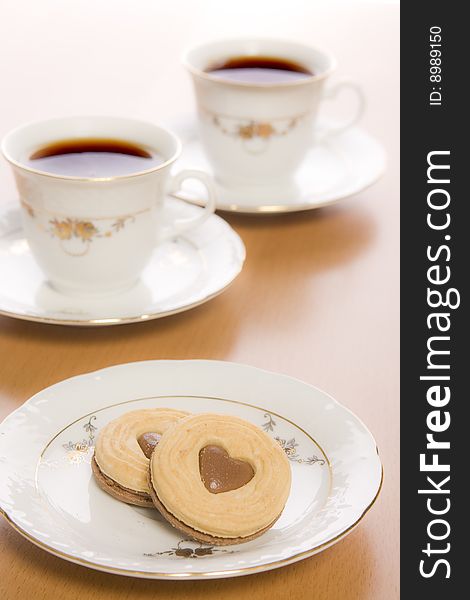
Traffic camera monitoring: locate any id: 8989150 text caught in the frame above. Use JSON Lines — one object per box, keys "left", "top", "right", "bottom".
{"left": 429, "top": 26, "right": 442, "bottom": 106}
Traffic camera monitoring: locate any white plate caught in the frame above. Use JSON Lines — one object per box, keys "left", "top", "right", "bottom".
{"left": 169, "top": 116, "right": 386, "bottom": 214}
{"left": 0, "top": 199, "right": 245, "bottom": 326}
{"left": 0, "top": 360, "right": 382, "bottom": 579}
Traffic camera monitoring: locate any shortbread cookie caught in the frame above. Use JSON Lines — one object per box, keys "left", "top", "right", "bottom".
{"left": 93, "top": 408, "right": 188, "bottom": 506}
{"left": 149, "top": 413, "right": 291, "bottom": 544}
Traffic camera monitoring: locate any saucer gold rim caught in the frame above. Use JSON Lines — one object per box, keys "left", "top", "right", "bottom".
{"left": 171, "top": 167, "right": 385, "bottom": 215}
{"left": 0, "top": 200, "right": 246, "bottom": 327}
{"left": 0, "top": 279, "right": 240, "bottom": 327}
{"left": 168, "top": 117, "right": 387, "bottom": 214}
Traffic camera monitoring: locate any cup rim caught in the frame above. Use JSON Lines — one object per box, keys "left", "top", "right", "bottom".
{"left": 182, "top": 37, "right": 337, "bottom": 89}
{"left": 1, "top": 116, "right": 182, "bottom": 182}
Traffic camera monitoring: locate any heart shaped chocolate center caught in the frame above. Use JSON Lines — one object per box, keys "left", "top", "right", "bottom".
{"left": 137, "top": 432, "right": 161, "bottom": 459}
{"left": 199, "top": 445, "right": 254, "bottom": 494}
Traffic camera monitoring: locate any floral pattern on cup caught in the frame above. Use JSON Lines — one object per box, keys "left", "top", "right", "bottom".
{"left": 203, "top": 108, "right": 310, "bottom": 154}
{"left": 21, "top": 198, "right": 140, "bottom": 257}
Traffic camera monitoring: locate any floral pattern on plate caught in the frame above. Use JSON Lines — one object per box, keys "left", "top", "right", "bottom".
{"left": 0, "top": 360, "right": 382, "bottom": 579}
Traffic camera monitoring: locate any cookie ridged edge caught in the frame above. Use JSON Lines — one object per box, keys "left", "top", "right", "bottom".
{"left": 147, "top": 468, "right": 280, "bottom": 546}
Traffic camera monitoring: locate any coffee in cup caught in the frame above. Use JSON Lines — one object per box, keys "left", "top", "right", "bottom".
{"left": 205, "top": 55, "right": 313, "bottom": 84}
{"left": 183, "top": 39, "right": 365, "bottom": 196}
{"left": 26, "top": 138, "right": 165, "bottom": 178}
{"left": 1, "top": 116, "right": 216, "bottom": 295}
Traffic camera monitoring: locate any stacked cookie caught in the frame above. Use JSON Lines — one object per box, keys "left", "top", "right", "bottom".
{"left": 92, "top": 408, "right": 292, "bottom": 545}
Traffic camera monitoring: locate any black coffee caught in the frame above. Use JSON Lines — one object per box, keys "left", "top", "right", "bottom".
{"left": 206, "top": 55, "right": 313, "bottom": 84}
{"left": 28, "top": 138, "right": 164, "bottom": 177}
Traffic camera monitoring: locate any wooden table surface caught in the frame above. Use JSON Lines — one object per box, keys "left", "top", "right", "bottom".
{"left": 0, "top": 2, "right": 399, "bottom": 598}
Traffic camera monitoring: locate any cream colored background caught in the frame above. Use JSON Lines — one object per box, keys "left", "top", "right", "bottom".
{"left": 0, "top": 1, "right": 399, "bottom": 598}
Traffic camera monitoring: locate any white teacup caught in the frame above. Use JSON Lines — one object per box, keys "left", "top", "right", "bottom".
{"left": 1, "top": 116, "right": 216, "bottom": 295}
{"left": 183, "top": 38, "right": 365, "bottom": 194}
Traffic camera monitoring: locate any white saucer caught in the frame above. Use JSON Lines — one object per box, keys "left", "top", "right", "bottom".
{"left": 0, "top": 360, "right": 382, "bottom": 579}
{"left": 168, "top": 116, "right": 386, "bottom": 214}
{"left": 0, "top": 199, "right": 245, "bottom": 326}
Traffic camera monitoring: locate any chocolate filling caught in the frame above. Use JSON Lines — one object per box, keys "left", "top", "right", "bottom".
{"left": 137, "top": 432, "right": 162, "bottom": 458}
{"left": 199, "top": 445, "right": 254, "bottom": 494}
{"left": 92, "top": 456, "right": 152, "bottom": 502}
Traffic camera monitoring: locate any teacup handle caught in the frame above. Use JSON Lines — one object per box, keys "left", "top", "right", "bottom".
{"left": 163, "top": 169, "right": 217, "bottom": 239}
{"left": 316, "top": 81, "right": 366, "bottom": 142}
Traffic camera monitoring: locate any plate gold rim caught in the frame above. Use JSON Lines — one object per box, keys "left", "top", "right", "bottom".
{"left": 1, "top": 392, "right": 383, "bottom": 579}
{"left": 1, "top": 468, "right": 383, "bottom": 579}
